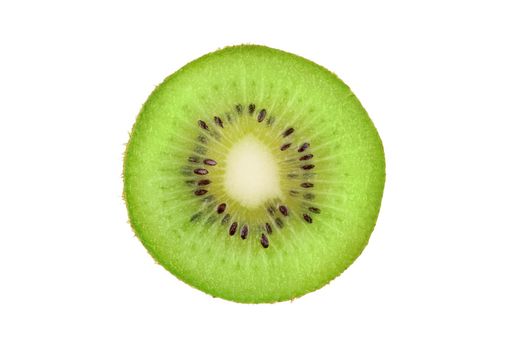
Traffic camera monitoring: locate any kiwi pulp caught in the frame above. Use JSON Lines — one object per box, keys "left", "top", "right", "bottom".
{"left": 123, "top": 45, "right": 385, "bottom": 303}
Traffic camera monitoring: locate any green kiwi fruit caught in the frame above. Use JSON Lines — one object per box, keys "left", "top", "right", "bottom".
{"left": 123, "top": 45, "right": 385, "bottom": 303}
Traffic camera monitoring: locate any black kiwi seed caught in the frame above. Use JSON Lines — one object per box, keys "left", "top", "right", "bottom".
{"left": 298, "top": 143, "right": 310, "bottom": 152}
{"left": 283, "top": 127, "right": 295, "bottom": 137}
{"left": 301, "top": 182, "right": 314, "bottom": 188}
{"left": 248, "top": 104, "right": 256, "bottom": 114}
{"left": 265, "top": 223, "right": 272, "bottom": 234}
{"left": 198, "top": 120, "right": 209, "bottom": 130}
{"left": 235, "top": 104, "right": 243, "bottom": 114}
{"left": 240, "top": 225, "right": 249, "bottom": 239}
{"left": 194, "top": 168, "right": 208, "bottom": 175}
{"left": 278, "top": 205, "right": 288, "bottom": 216}
{"left": 194, "top": 189, "right": 208, "bottom": 196}
{"left": 302, "top": 164, "right": 315, "bottom": 170}
{"left": 260, "top": 234, "right": 269, "bottom": 248}
{"left": 303, "top": 214, "right": 313, "bottom": 223}
{"left": 229, "top": 222, "right": 238, "bottom": 235}
{"left": 309, "top": 207, "right": 321, "bottom": 214}
{"left": 257, "top": 109, "right": 266, "bottom": 122}
{"left": 280, "top": 143, "right": 292, "bottom": 151}
{"left": 299, "top": 154, "right": 313, "bottom": 161}
{"left": 214, "top": 116, "right": 224, "bottom": 128}
{"left": 217, "top": 203, "right": 226, "bottom": 214}
{"left": 197, "top": 179, "right": 211, "bottom": 186}
{"left": 289, "top": 190, "right": 299, "bottom": 196}
{"left": 204, "top": 159, "right": 217, "bottom": 166}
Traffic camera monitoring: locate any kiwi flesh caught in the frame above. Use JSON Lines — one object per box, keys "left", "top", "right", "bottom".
{"left": 123, "top": 45, "right": 385, "bottom": 303}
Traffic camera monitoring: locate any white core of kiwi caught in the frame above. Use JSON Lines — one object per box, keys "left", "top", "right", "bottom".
{"left": 223, "top": 134, "right": 282, "bottom": 208}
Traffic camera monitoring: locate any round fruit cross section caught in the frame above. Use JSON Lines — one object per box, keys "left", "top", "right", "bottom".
{"left": 123, "top": 45, "right": 386, "bottom": 303}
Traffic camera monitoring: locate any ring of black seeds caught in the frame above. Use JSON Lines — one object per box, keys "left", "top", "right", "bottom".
{"left": 185, "top": 104, "right": 321, "bottom": 248}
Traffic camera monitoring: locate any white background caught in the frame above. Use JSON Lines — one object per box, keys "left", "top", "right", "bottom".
{"left": 1, "top": 1, "right": 524, "bottom": 349}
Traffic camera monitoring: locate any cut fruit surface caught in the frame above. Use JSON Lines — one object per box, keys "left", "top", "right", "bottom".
{"left": 123, "top": 45, "right": 386, "bottom": 303}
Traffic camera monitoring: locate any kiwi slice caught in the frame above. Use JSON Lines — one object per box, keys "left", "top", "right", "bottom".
{"left": 123, "top": 45, "right": 385, "bottom": 303}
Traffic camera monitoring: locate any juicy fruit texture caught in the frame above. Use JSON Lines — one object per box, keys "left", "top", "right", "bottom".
{"left": 123, "top": 45, "right": 385, "bottom": 303}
